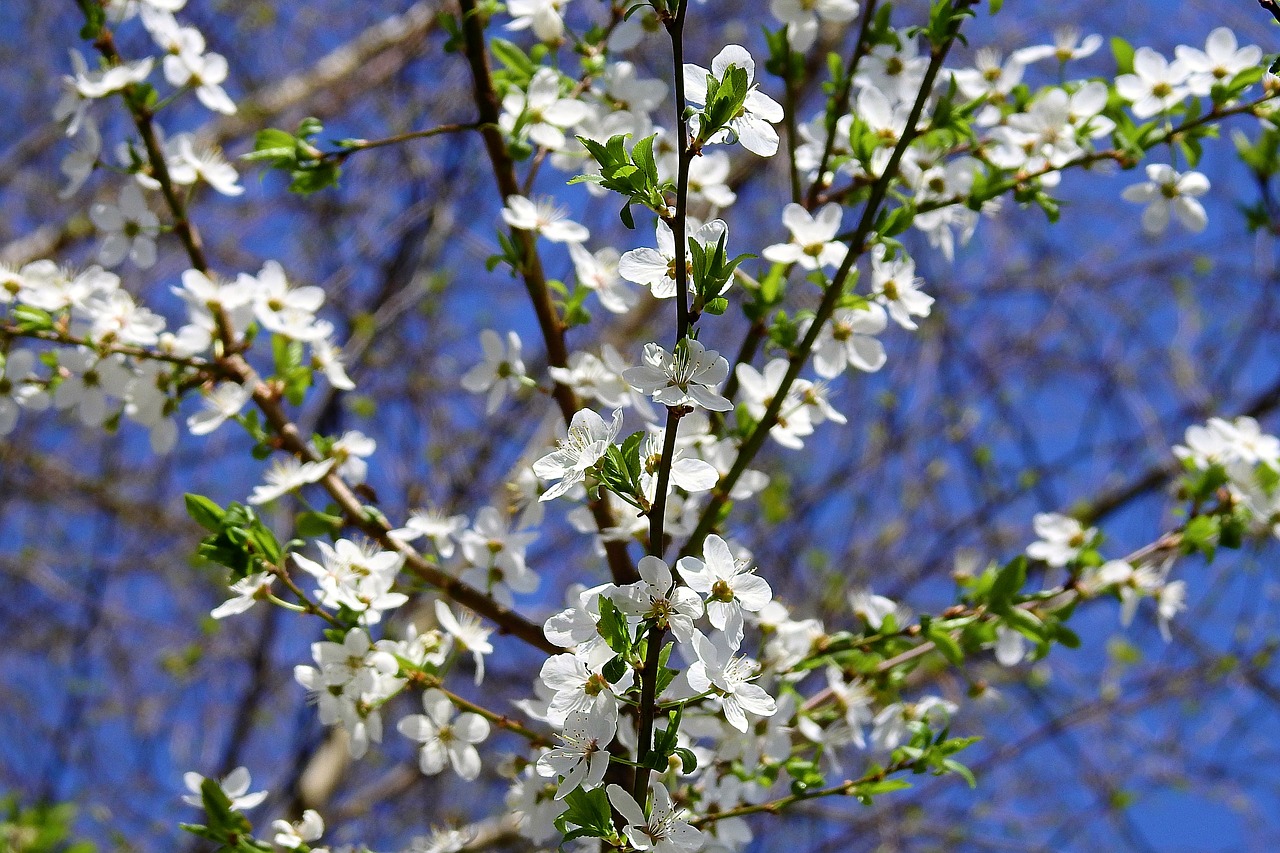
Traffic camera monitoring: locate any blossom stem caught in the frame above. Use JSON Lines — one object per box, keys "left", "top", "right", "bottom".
{"left": 629, "top": 0, "right": 693, "bottom": 806}
{"left": 691, "top": 756, "right": 918, "bottom": 826}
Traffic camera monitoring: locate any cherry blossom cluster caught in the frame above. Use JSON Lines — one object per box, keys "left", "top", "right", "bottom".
{"left": 9, "top": 0, "right": 1280, "bottom": 851}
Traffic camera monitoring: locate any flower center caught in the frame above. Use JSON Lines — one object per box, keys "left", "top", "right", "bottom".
{"left": 710, "top": 579, "right": 735, "bottom": 602}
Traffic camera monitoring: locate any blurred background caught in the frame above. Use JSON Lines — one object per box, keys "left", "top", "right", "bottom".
{"left": 2, "top": 1, "right": 1280, "bottom": 851}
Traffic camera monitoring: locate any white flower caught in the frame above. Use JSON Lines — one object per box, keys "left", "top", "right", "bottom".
{"left": 1155, "top": 579, "right": 1186, "bottom": 642}
{"left": 533, "top": 407, "right": 623, "bottom": 501}
{"left": 247, "top": 457, "right": 335, "bottom": 505}
{"left": 52, "top": 349, "right": 133, "bottom": 427}
{"left": 544, "top": 584, "right": 617, "bottom": 670}
{"left": 458, "top": 508, "right": 540, "bottom": 606}
{"left": 272, "top": 810, "right": 324, "bottom": 849}
{"left": 805, "top": 304, "right": 887, "bottom": 378}
{"left": 293, "top": 629, "right": 398, "bottom": 759}
{"left": 678, "top": 534, "right": 771, "bottom": 649}
{"left": 461, "top": 329, "right": 526, "bottom": 414}
{"left": 687, "top": 631, "right": 777, "bottom": 732}
{"left": 762, "top": 203, "right": 847, "bottom": 270}
{"left": 734, "top": 359, "right": 814, "bottom": 449}
{"left": 1176, "top": 27, "right": 1262, "bottom": 97}
{"left": 619, "top": 219, "right": 729, "bottom": 299}
{"left": 570, "top": 244, "right": 637, "bottom": 314}
{"left": 80, "top": 288, "right": 166, "bottom": 346}
{"left": 994, "top": 625, "right": 1027, "bottom": 667}
{"left": 1025, "top": 512, "right": 1095, "bottom": 567}
{"left": 210, "top": 572, "right": 274, "bottom": 619}
{"left": 435, "top": 600, "right": 495, "bottom": 685}
{"left": 539, "top": 653, "right": 632, "bottom": 727}
{"left": 397, "top": 688, "right": 490, "bottom": 781}
{"left": 18, "top": 261, "right": 112, "bottom": 313}
{"left": 1115, "top": 48, "right": 1191, "bottom": 119}
{"left": 74, "top": 56, "right": 154, "bottom": 99}
{"left": 167, "top": 134, "right": 243, "bottom": 196}
{"left": 292, "top": 538, "right": 407, "bottom": 625}
{"left": 637, "top": 428, "right": 719, "bottom": 503}
{"left": 187, "top": 382, "right": 250, "bottom": 436}
{"left": 684, "top": 45, "right": 784, "bottom": 156}
{"left": 0, "top": 350, "right": 49, "bottom": 436}
{"left": 870, "top": 245, "right": 933, "bottom": 330}
{"left": 952, "top": 48, "right": 1026, "bottom": 108}
{"left": 392, "top": 507, "right": 467, "bottom": 558}
{"left": 1121, "top": 164, "right": 1209, "bottom": 235}
{"left": 251, "top": 260, "right": 328, "bottom": 341}
{"left": 1012, "top": 27, "right": 1103, "bottom": 65}
{"left": 90, "top": 184, "right": 160, "bottom": 269}
{"left": 857, "top": 38, "right": 928, "bottom": 103}
{"left": 870, "top": 696, "right": 956, "bottom": 752}
{"left": 687, "top": 151, "right": 738, "bottom": 208}
{"left": 59, "top": 118, "right": 101, "bottom": 199}
{"left": 166, "top": 48, "right": 237, "bottom": 115}
{"left": 849, "top": 588, "right": 905, "bottom": 631}
{"left": 623, "top": 339, "right": 732, "bottom": 412}
{"left": 548, "top": 346, "right": 645, "bottom": 413}
{"left": 606, "top": 782, "right": 704, "bottom": 853}
{"left": 506, "top": 0, "right": 570, "bottom": 43}
{"left": 612, "top": 555, "right": 703, "bottom": 645}
{"left": 500, "top": 68, "right": 587, "bottom": 149}
{"left": 771, "top": 0, "right": 860, "bottom": 52}
{"left": 329, "top": 430, "right": 376, "bottom": 483}
{"left": 502, "top": 194, "right": 589, "bottom": 243}
{"left": 536, "top": 709, "right": 617, "bottom": 798}
{"left": 310, "top": 334, "right": 355, "bottom": 390}
{"left": 181, "top": 766, "right": 267, "bottom": 811}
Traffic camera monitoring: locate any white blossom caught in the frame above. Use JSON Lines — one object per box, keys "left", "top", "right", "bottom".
{"left": 684, "top": 45, "right": 784, "bottom": 156}
{"left": 607, "top": 783, "right": 704, "bottom": 853}
{"left": 502, "top": 194, "right": 589, "bottom": 243}
{"left": 762, "top": 203, "right": 847, "bottom": 270}
{"left": 805, "top": 304, "right": 888, "bottom": 378}
{"left": 90, "top": 184, "right": 160, "bottom": 269}
{"left": 623, "top": 339, "right": 732, "bottom": 412}
{"left": 619, "top": 219, "right": 729, "bottom": 299}
{"left": 533, "top": 408, "right": 623, "bottom": 501}
{"left": 247, "top": 457, "right": 335, "bottom": 505}
{"left": 500, "top": 69, "right": 587, "bottom": 150}
{"left": 210, "top": 572, "right": 274, "bottom": 619}
{"left": 181, "top": 766, "right": 266, "bottom": 811}
{"left": 1025, "top": 512, "right": 1096, "bottom": 567}
{"left": 187, "top": 382, "right": 250, "bottom": 436}
{"left": 536, "top": 709, "right": 616, "bottom": 798}
{"left": 397, "top": 689, "right": 490, "bottom": 781}
{"left": 461, "top": 330, "right": 526, "bottom": 414}
{"left": 687, "top": 632, "right": 777, "bottom": 732}
{"left": 1121, "top": 164, "right": 1209, "bottom": 235}
{"left": 1115, "top": 48, "right": 1192, "bottom": 119}
{"left": 678, "top": 534, "right": 771, "bottom": 649}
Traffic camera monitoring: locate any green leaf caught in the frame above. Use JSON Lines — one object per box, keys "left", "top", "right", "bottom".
{"left": 988, "top": 556, "right": 1026, "bottom": 612}
{"left": 926, "top": 624, "right": 964, "bottom": 665}
{"left": 555, "top": 787, "right": 613, "bottom": 839}
{"left": 244, "top": 128, "right": 297, "bottom": 165}
{"left": 1111, "top": 36, "right": 1136, "bottom": 76}
{"left": 184, "top": 494, "right": 226, "bottom": 533}
{"left": 597, "top": 596, "right": 632, "bottom": 656}
{"left": 296, "top": 510, "right": 343, "bottom": 539}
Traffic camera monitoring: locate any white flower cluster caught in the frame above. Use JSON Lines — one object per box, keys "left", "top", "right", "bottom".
{"left": 0, "top": 259, "right": 354, "bottom": 454}
{"left": 1176, "top": 416, "right": 1280, "bottom": 537}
